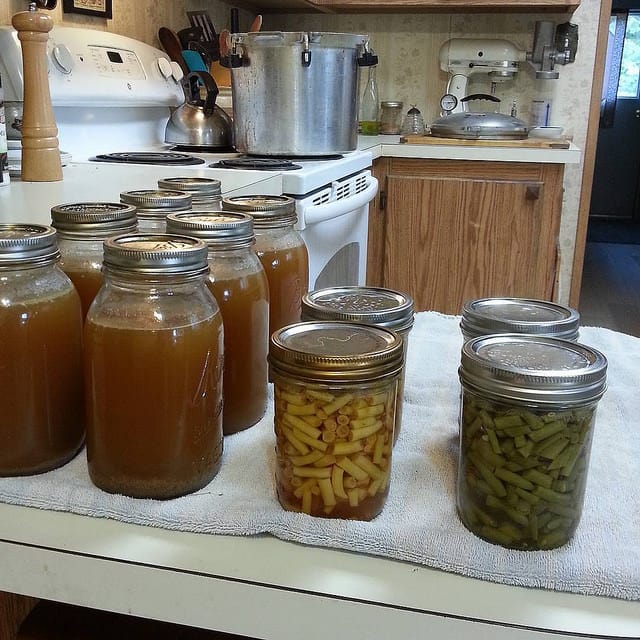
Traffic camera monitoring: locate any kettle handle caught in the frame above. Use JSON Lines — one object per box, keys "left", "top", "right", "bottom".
{"left": 187, "top": 71, "right": 219, "bottom": 116}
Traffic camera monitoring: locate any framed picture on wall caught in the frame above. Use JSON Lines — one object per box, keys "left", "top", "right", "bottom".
{"left": 62, "top": 0, "right": 113, "bottom": 19}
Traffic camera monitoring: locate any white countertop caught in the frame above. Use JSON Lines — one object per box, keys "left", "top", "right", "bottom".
{"left": 357, "top": 135, "right": 582, "bottom": 164}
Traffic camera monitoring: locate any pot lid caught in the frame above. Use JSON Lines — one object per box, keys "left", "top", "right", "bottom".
{"left": 430, "top": 111, "right": 528, "bottom": 140}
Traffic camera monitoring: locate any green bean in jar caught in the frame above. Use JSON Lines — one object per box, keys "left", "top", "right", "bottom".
{"left": 457, "top": 334, "right": 607, "bottom": 551}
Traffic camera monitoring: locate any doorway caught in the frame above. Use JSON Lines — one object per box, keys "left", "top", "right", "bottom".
{"left": 588, "top": 2, "right": 640, "bottom": 240}
{"left": 579, "top": 0, "right": 640, "bottom": 336}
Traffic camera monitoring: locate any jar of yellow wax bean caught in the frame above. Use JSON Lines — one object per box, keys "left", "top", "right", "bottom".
{"left": 269, "top": 321, "right": 404, "bottom": 520}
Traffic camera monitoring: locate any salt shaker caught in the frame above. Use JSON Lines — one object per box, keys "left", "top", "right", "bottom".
{"left": 400, "top": 105, "right": 425, "bottom": 136}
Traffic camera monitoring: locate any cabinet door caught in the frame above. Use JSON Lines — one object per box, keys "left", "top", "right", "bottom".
{"left": 375, "top": 159, "right": 563, "bottom": 315}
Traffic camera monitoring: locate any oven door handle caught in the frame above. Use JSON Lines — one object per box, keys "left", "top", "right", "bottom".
{"left": 298, "top": 176, "right": 378, "bottom": 226}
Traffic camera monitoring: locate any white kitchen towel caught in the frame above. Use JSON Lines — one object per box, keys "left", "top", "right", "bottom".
{"left": 0, "top": 311, "right": 638, "bottom": 601}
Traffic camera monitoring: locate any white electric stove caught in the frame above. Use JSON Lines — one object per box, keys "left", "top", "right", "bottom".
{"left": 0, "top": 25, "right": 377, "bottom": 289}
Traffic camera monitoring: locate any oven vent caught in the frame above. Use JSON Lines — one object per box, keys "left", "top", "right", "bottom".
{"left": 307, "top": 171, "right": 371, "bottom": 207}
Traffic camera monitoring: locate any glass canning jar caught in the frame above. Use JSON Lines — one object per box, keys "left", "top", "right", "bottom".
{"left": 379, "top": 100, "right": 404, "bottom": 135}
{"left": 460, "top": 297, "right": 580, "bottom": 342}
{"left": 158, "top": 177, "right": 222, "bottom": 211}
{"left": 120, "top": 189, "right": 192, "bottom": 232}
{"left": 223, "top": 194, "right": 309, "bottom": 336}
{"left": 84, "top": 234, "right": 224, "bottom": 499}
{"left": 457, "top": 334, "right": 607, "bottom": 550}
{"left": 0, "top": 223, "right": 85, "bottom": 475}
{"left": 301, "top": 286, "right": 414, "bottom": 445}
{"left": 167, "top": 211, "right": 269, "bottom": 435}
{"left": 50, "top": 202, "right": 137, "bottom": 319}
{"left": 269, "top": 321, "right": 404, "bottom": 520}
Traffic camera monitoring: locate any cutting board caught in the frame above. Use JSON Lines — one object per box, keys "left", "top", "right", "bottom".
{"left": 400, "top": 134, "right": 571, "bottom": 149}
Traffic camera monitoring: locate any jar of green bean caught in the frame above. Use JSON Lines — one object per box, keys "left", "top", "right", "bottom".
{"left": 457, "top": 334, "right": 607, "bottom": 550}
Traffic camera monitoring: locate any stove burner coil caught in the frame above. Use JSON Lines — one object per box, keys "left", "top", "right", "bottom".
{"left": 210, "top": 158, "right": 303, "bottom": 171}
{"left": 90, "top": 152, "right": 205, "bottom": 166}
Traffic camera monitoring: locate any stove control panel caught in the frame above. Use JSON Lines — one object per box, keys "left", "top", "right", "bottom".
{"left": 0, "top": 25, "right": 184, "bottom": 108}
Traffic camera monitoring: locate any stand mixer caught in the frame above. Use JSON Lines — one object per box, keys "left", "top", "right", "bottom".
{"left": 438, "top": 21, "right": 579, "bottom": 116}
{"left": 438, "top": 38, "right": 526, "bottom": 115}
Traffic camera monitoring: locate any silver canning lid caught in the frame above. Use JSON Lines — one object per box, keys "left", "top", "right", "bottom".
{"left": 302, "top": 286, "right": 414, "bottom": 333}
{"left": 158, "top": 177, "right": 222, "bottom": 198}
{"left": 0, "top": 223, "right": 60, "bottom": 267}
{"left": 50, "top": 202, "right": 137, "bottom": 237}
{"left": 102, "top": 234, "right": 209, "bottom": 277}
{"left": 120, "top": 189, "right": 192, "bottom": 213}
{"left": 222, "top": 195, "right": 297, "bottom": 228}
{"left": 269, "top": 321, "right": 404, "bottom": 383}
{"left": 460, "top": 297, "right": 580, "bottom": 340}
{"left": 459, "top": 334, "right": 607, "bottom": 406}
{"left": 166, "top": 211, "right": 254, "bottom": 248}
{"left": 381, "top": 101, "right": 403, "bottom": 108}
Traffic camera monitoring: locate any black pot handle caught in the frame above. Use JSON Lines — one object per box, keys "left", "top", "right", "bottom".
{"left": 187, "top": 71, "right": 219, "bottom": 115}
{"left": 461, "top": 94, "right": 501, "bottom": 103}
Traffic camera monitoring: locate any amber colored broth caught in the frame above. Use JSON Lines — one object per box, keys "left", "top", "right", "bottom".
{"left": 0, "top": 288, "right": 85, "bottom": 475}
{"left": 206, "top": 271, "right": 269, "bottom": 434}
{"left": 84, "top": 317, "right": 224, "bottom": 499}
{"left": 63, "top": 267, "right": 104, "bottom": 320}
{"left": 256, "top": 244, "right": 308, "bottom": 334}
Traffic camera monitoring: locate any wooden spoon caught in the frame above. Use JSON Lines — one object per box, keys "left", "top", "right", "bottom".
{"left": 158, "top": 27, "right": 189, "bottom": 75}
{"left": 249, "top": 15, "right": 262, "bottom": 32}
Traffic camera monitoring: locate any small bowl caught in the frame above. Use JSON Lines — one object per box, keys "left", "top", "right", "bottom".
{"left": 529, "top": 126, "right": 564, "bottom": 139}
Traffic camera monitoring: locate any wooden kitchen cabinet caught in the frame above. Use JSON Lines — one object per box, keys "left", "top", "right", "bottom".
{"left": 220, "top": 0, "right": 580, "bottom": 13}
{"left": 367, "top": 157, "right": 564, "bottom": 315}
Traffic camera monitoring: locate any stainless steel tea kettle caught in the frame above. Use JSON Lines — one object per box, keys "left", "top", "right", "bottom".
{"left": 165, "top": 71, "right": 233, "bottom": 149}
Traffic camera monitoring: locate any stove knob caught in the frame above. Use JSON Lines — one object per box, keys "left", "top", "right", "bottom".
{"left": 170, "top": 61, "right": 184, "bottom": 83}
{"left": 157, "top": 56, "right": 173, "bottom": 79}
{"left": 51, "top": 43, "right": 74, "bottom": 74}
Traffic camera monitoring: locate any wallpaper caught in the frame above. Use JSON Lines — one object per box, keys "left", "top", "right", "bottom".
{"left": 0, "top": 0, "right": 601, "bottom": 304}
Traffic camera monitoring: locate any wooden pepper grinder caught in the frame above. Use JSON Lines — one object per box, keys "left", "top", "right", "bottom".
{"left": 12, "top": 0, "right": 62, "bottom": 182}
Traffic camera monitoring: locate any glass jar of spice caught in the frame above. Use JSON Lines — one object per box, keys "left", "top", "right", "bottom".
{"left": 0, "top": 223, "right": 85, "bottom": 475}
{"left": 269, "top": 321, "right": 404, "bottom": 520}
{"left": 223, "top": 195, "right": 309, "bottom": 336}
{"left": 457, "top": 334, "right": 607, "bottom": 550}
{"left": 50, "top": 202, "right": 137, "bottom": 319}
{"left": 84, "top": 234, "right": 224, "bottom": 499}
{"left": 166, "top": 211, "right": 270, "bottom": 435}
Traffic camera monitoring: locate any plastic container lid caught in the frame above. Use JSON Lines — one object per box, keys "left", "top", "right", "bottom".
{"left": 459, "top": 334, "right": 607, "bottom": 406}
{"left": 302, "top": 286, "right": 414, "bottom": 333}
{"left": 0, "top": 223, "right": 60, "bottom": 266}
{"left": 269, "top": 321, "right": 404, "bottom": 383}
{"left": 460, "top": 297, "right": 580, "bottom": 340}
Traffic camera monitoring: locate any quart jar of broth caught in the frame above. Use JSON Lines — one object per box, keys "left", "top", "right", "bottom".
{"left": 166, "top": 211, "right": 269, "bottom": 435}
{"left": 460, "top": 297, "right": 580, "bottom": 342}
{"left": 0, "top": 224, "right": 85, "bottom": 475}
{"left": 302, "top": 286, "right": 414, "bottom": 445}
{"left": 158, "top": 177, "right": 222, "bottom": 211}
{"left": 50, "top": 202, "right": 137, "bottom": 319}
{"left": 120, "top": 189, "right": 191, "bottom": 232}
{"left": 84, "top": 234, "right": 224, "bottom": 499}
{"left": 223, "top": 195, "right": 309, "bottom": 335}
{"left": 457, "top": 334, "right": 607, "bottom": 550}
{"left": 269, "top": 321, "right": 404, "bottom": 520}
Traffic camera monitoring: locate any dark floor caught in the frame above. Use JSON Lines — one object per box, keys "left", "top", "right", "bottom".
{"left": 578, "top": 240, "right": 640, "bottom": 338}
